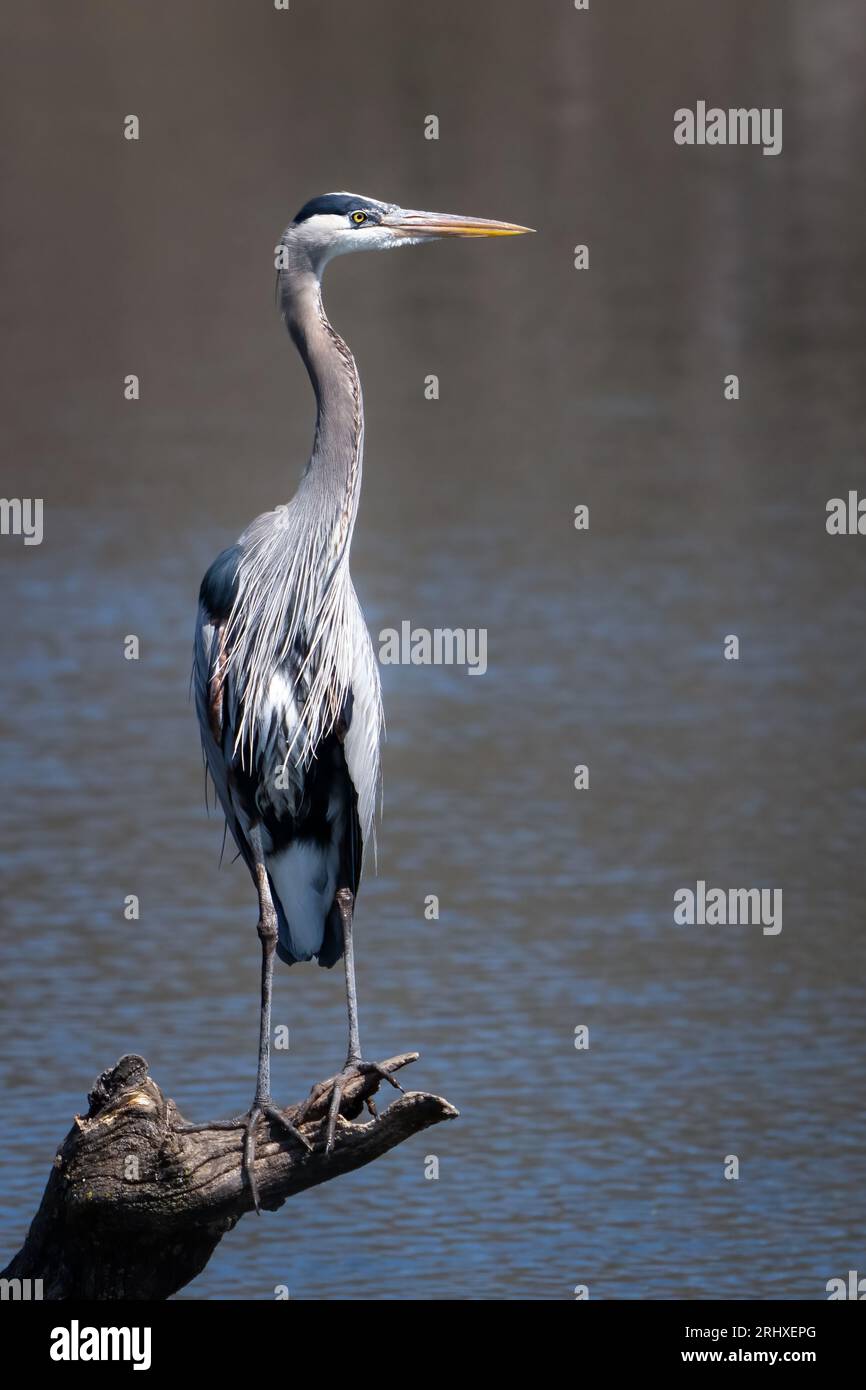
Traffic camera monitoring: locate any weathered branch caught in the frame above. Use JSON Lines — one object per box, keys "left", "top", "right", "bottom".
{"left": 2, "top": 1052, "right": 457, "bottom": 1300}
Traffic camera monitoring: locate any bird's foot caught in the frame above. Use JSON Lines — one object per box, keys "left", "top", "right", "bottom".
{"left": 296, "top": 1058, "right": 405, "bottom": 1155}
{"left": 179, "top": 1097, "right": 312, "bottom": 1213}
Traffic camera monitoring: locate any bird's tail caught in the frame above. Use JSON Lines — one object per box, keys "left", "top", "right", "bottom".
{"left": 267, "top": 841, "right": 344, "bottom": 968}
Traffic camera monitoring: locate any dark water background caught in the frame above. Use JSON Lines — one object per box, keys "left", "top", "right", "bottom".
{"left": 1, "top": 0, "right": 865, "bottom": 1298}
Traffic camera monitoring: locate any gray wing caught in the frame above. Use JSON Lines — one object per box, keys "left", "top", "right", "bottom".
{"left": 193, "top": 545, "right": 253, "bottom": 874}
{"left": 193, "top": 546, "right": 383, "bottom": 969}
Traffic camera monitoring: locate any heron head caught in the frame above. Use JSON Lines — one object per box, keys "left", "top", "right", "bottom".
{"left": 286, "top": 192, "right": 533, "bottom": 273}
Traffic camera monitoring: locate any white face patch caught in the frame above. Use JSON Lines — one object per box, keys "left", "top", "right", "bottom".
{"left": 288, "top": 202, "right": 436, "bottom": 272}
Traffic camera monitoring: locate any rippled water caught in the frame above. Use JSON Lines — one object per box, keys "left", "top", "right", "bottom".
{"left": 1, "top": 0, "right": 865, "bottom": 1298}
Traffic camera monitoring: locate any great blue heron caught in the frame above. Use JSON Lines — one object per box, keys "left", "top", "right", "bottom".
{"left": 191, "top": 191, "right": 531, "bottom": 1207}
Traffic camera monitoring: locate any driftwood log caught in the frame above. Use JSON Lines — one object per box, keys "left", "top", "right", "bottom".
{"left": 2, "top": 1052, "right": 457, "bottom": 1300}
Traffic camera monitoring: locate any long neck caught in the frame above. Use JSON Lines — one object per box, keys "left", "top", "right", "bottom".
{"left": 279, "top": 258, "right": 364, "bottom": 556}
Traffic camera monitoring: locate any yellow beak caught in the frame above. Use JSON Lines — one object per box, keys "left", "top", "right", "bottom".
{"left": 384, "top": 209, "right": 535, "bottom": 238}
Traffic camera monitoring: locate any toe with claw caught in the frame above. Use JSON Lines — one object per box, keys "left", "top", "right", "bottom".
{"left": 296, "top": 1058, "right": 405, "bottom": 1154}
{"left": 180, "top": 1099, "right": 312, "bottom": 1213}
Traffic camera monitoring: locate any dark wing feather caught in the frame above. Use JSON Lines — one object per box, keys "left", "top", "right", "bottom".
{"left": 193, "top": 546, "right": 253, "bottom": 874}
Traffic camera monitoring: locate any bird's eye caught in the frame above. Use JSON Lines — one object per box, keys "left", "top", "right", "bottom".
{"left": 351, "top": 211, "right": 368, "bottom": 225}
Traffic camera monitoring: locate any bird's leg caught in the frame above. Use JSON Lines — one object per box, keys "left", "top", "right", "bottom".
{"left": 341, "top": 886, "right": 363, "bottom": 1069}
{"left": 241, "top": 827, "right": 312, "bottom": 1208}
{"left": 297, "top": 888, "right": 404, "bottom": 1155}
{"left": 252, "top": 833, "right": 278, "bottom": 1106}
{"left": 178, "top": 826, "right": 310, "bottom": 1212}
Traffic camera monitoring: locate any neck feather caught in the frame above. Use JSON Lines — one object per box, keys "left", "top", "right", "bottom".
{"left": 279, "top": 257, "right": 364, "bottom": 557}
